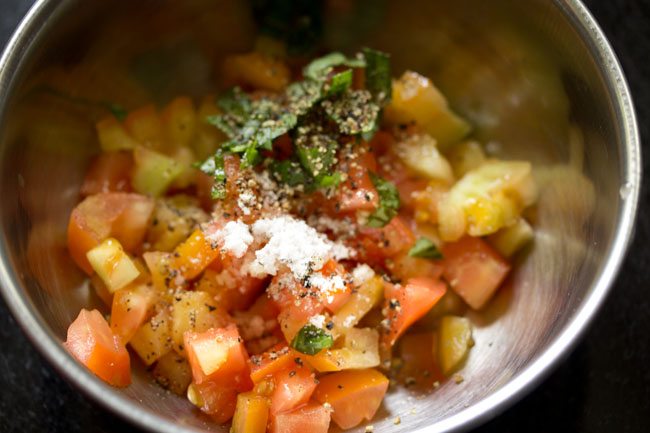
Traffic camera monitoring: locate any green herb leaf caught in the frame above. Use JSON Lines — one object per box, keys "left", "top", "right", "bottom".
{"left": 199, "top": 150, "right": 227, "bottom": 199}
{"left": 408, "top": 238, "right": 444, "bottom": 259}
{"left": 326, "top": 69, "right": 353, "bottom": 96}
{"left": 323, "top": 90, "right": 380, "bottom": 135}
{"left": 366, "top": 172, "right": 400, "bottom": 228}
{"left": 315, "top": 171, "right": 342, "bottom": 188}
{"left": 291, "top": 324, "right": 333, "bottom": 355}
{"left": 270, "top": 159, "right": 311, "bottom": 187}
{"left": 303, "top": 52, "right": 365, "bottom": 81}
{"left": 363, "top": 48, "right": 392, "bottom": 106}
{"left": 294, "top": 126, "right": 338, "bottom": 177}
{"left": 216, "top": 87, "right": 252, "bottom": 120}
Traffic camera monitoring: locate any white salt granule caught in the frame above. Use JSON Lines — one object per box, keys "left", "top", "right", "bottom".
{"left": 309, "top": 273, "right": 347, "bottom": 303}
{"left": 247, "top": 215, "right": 350, "bottom": 279}
{"left": 214, "top": 220, "right": 253, "bottom": 258}
{"left": 309, "top": 314, "right": 326, "bottom": 329}
{"left": 352, "top": 263, "right": 375, "bottom": 285}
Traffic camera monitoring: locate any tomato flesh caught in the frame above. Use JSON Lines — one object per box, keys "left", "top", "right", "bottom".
{"left": 442, "top": 236, "right": 511, "bottom": 310}
{"left": 383, "top": 277, "right": 447, "bottom": 347}
{"left": 64, "top": 309, "right": 131, "bottom": 387}
{"left": 269, "top": 402, "right": 331, "bottom": 433}
{"left": 269, "top": 364, "right": 317, "bottom": 415}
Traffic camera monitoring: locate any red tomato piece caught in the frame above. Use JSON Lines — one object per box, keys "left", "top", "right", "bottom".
{"left": 80, "top": 151, "right": 133, "bottom": 197}
{"left": 441, "top": 236, "right": 511, "bottom": 310}
{"left": 355, "top": 216, "right": 417, "bottom": 265}
{"left": 269, "top": 402, "right": 331, "bottom": 433}
{"left": 270, "top": 364, "right": 317, "bottom": 415}
{"left": 64, "top": 309, "right": 131, "bottom": 387}
{"left": 314, "top": 369, "right": 389, "bottom": 429}
{"left": 67, "top": 193, "right": 154, "bottom": 274}
{"left": 383, "top": 277, "right": 447, "bottom": 347}
{"left": 337, "top": 151, "right": 380, "bottom": 213}
{"left": 184, "top": 325, "right": 252, "bottom": 391}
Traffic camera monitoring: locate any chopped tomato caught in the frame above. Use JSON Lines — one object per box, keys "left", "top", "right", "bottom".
{"left": 64, "top": 309, "right": 130, "bottom": 387}
{"left": 318, "top": 260, "right": 352, "bottom": 314}
{"left": 249, "top": 344, "right": 298, "bottom": 383}
{"left": 389, "top": 251, "right": 444, "bottom": 281}
{"left": 383, "top": 277, "right": 447, "bottom": 347}
{"left": 197, "top": 255, "right": 267, "bottom": 312}
{"left": 170, "top": 229, "right": 220, "bottom": 281}
{"left": 110, "top": 284, "right": 155, "bottom": 344}
{"left": 184, "top": 325, "right": 252, "bottom": 391}
{"left": 269, "top": 401, "right": 331, "bottom": 433}
{"left": 80, "top": 151, "right": 133, "bottom": 196}
{"left": 314, "top": 368, "right": 389, "bottom": 429}
{"left": 269, "top": 364, "right": 317, "bottom": 415}
{"left": 188, "top": 381, "right": 239, "bottom": 424}
{"left": 441, "top": 236, "right": 511, "bottom": 310}
{"left": 355, "top": 216, "right": 417, "bottom": 265}
{"left": 397, "top": 332, "right": 444, "bottom": 387}
{"left": 337, "top": 150, "right": 379, "bottom": 213}
{"left": 67, "top": 193, "right": 154, "bottom": 274}
{"left": 231, "top": 391, "right": 270, "bottom": 433}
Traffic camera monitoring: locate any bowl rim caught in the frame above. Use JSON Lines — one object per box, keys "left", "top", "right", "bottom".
{"left": 0, "top": 0, "right": 641, "bottom": 432}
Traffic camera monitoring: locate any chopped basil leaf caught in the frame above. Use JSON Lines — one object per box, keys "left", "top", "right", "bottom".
{"left": 270, "top": 159, "right": 311, "bottom": 187}
{"left": 323, "top": 90, "right": 380, "bottom": 135}
{"left": 199, "top": 150, "right": 227, "bottom": 199}
{"left": 326, "top": 69, "right": 353, "bottom": 96}
{"left": 363, "top": 48, "right": 392, "bottom": 106}
{"left": 408, "top": 238, "right": 443, "bottom": 259}
{"left": 303, "top": 52, "right": 365, "bottom": 81}
{"left": 315, "top": 171, "right": 342, "bottom": 188}
{"left": 366, "top": 172, "right": 400, "bottom": 228}
{"left": 216, "top": 87, "right": 252, "bottom": 120}
{"left": 291, "top": 324, "right": 333, "bottom": 355}
{"left": 294, "top": 125, "right": 338, "bottom": 177}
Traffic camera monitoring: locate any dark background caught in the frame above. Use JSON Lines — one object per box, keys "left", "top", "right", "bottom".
{"left": 1, "top": 0, "right": 648, "bottom": 432}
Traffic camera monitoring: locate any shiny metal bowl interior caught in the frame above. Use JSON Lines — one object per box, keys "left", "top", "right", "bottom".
{"left": 0, "top": 0, "right": 640, "bottom": 432}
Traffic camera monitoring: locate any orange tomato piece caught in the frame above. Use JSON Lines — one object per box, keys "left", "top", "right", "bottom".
{"left": 441, "top": 236, "right": 511, "bottom": 310}
{"left": 269, "top": 402, "right": 331, "bottom": 433}
{"left": 383, "top": 277, "right": 447, "bottom": 347}
{"left": 249, "top": 344, "right": 302, "bottom": 383}
{"left": 269, "top": 364, "right": 317, "bottom": 415}
{"left": 222, "top": 52, "right": 291, "bottom": 93}
{"left": 64, "top": 309, "right": 131, "bottom": 387}
{"left": 231, "top": 391, "right": 270, "bottom": 433}
{"left": 80, "top": 151, "right": 133, "bottom": 197}
{"left": 160, "top": 96, "right": 197, "bottom": 149}
{"left": 67, "top": 193, "right": 154, "bottom": 274}
{"left": 314, "top": 368, "right": 388, "bottom": 429}
{"left": 110, "top": 284, "right": 155, "bottom": 344}
{"left": 171, "top": 229, "right": 220, "bottom": 281}
{"left": 188, "top": 380, "right": 239, "bottom": 424}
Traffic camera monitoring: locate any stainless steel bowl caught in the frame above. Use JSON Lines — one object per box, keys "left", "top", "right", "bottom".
{"left": 0, "top": 0, "right": 641, "bottom": 432}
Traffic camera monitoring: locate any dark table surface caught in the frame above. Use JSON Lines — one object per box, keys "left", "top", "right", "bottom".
{"left": 1, "top": 1, "right": 649, "bottom": 432}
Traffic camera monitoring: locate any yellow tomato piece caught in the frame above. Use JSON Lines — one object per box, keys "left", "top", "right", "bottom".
{"left": 96, "top": 116, "right": 140, "bottom": 151}
{"left": 130, "top": 308, "right": 173, "bottom": 366}
{"left": 438, "top": 315, "right": 474, "bottom": 376}
{"left": 86, "top": 238, "right": 140, "bottom": 293}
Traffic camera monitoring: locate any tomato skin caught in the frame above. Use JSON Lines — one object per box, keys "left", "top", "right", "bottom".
{"left": 269, "top": 402, "right": 331, "bottom": 433}
{"left": 383, "top": 277, "right": 447, "bottom": 347}
{"left": 80, "top": 151, "right": 133, "bottom": 197}
{"left": 269, "top": 364, "right": 317, "bottom": 415}
{"left": 314, "top": 369, "right": 389, "bottom": 429}
{"left": 67, "top": 193, "right": 154, "bottom": 274}
{"left": 441, "top": 236, "right": 511, "bottom": 310}
{"left": 64, "top": 309, "right": 131, "bottom": 387}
